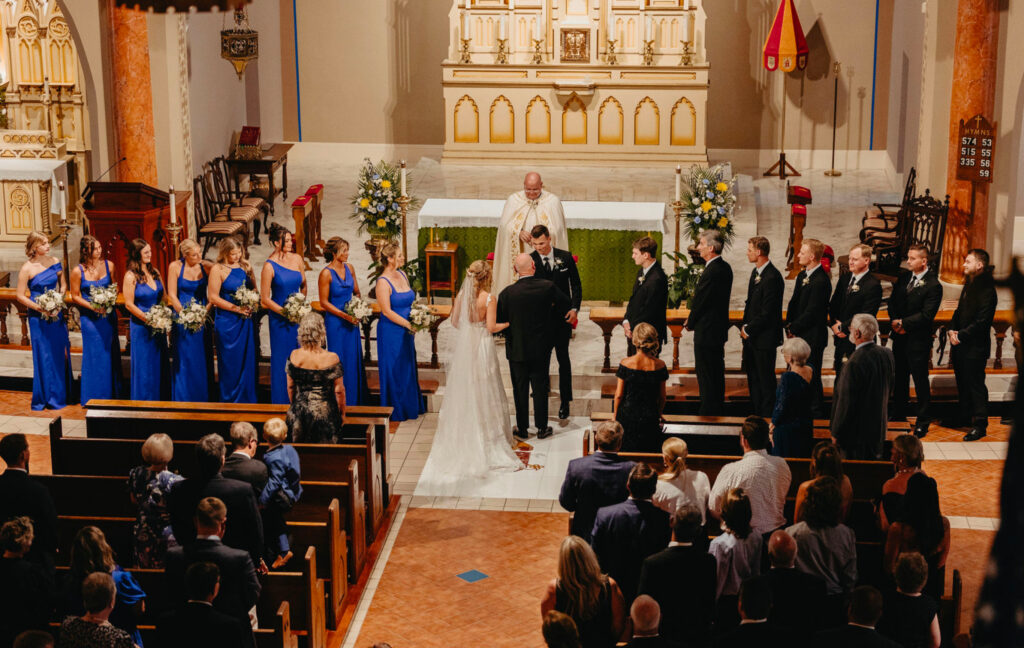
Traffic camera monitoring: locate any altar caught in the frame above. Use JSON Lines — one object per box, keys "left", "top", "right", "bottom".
{"left": 418, "top": 198, "right": 665, "bottom": 301}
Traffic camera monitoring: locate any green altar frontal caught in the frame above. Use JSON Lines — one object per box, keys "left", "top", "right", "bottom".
{"left": 418, "top": 227, "right": 662, "bottom": 302}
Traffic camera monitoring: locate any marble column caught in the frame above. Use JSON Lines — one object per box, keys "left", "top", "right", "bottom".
{"left": 109, "top": 2, "right": 158, "bottom": 186}
{"left": 939, "top": 0, "right": 999, "bottom": 283}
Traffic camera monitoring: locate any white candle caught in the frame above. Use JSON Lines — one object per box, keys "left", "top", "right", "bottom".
{"left": 168, "top": 186, "right": 176, "bottom": 225}
{"left": 58, "top": 180, "right": 66, "bottom": 222}
{"left": 499, "top": 16, "right": 507, "bottom": 40}
{"left": 461, "top": 11, "right": 470, "bottom": 40}
{"left": 533, "top": 17, "right": 540, "bottom": 41}
{"left": 685, "top": 12, "right": 694, "bottom": 42}
{"left": 645, "top": 16, "right": 652, "bottom": 41}
{"left": 684, "top": 0, "right": 691, "bottom": 9}
{"left": 400, "top": 160, "right": 407, "bottom": 197}
{"left": 674, "top": 166, "right": 681, "bottom": 202}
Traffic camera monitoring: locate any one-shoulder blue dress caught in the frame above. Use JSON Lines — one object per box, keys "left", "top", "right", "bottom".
{"left": 376, "top": 273, "right": 423, "bottom": 421}
{"left": 215, "top": 267, "right": 257, "bottom": 403}
{"left": 172, "top": 261, "right": 213, "bottom": 402}
{"left": 129, "top": 277, "right": 170, "bottom": 401}
{"left": 28, "top": 262, "right": 71, "bottom": 409}
{"left": 78, "top": 260, "right": 121, "bottom": 405}
{"left": 325, "top": 264, "right": 368, "bottom": 406}
{"left": 268, "top": 260, "right": 303, "bottom": 404}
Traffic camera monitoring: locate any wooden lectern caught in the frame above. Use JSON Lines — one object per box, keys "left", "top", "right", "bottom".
{"left": 83, "top": 183, "right": 190, "bottom": 275}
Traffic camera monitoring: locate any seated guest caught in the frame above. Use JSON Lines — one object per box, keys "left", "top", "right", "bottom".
{"left": 624, "top": 595, "right": 680, "bottom": 648}
{"left": 127, "top": 433, "right": 184, "bottom": 568}
{"left": 884, "top": 474, "right": 950, "bottom": 601}
{"left": 541, "top": 536, "right": 627, "bottom": 648}
{"left": 165, "top": 497, "right": 259, "bottom": 648}
{"left": 614, "top": 323, "right": 668, "bottom": 452}
{"left": 287, "top": 312, "right": 347, "bottom": 443}
{"left": 794, "top": 441, "right": 853, "bottom": 523}
{"left": 591, "top": 463, "right": 671, "bottom": 604}
{"left": 58, "top": 572, "right": 135, "bottom": 648}
{"left": 814, "top": 586, "right": 901, "bottom": 648}
{"left": 559, "top": 421, "right": 634, "bottom": 543}
{"left": 0, "top": 433, "right": 57, "bottom": 568}
{"left": 763, "top": 530, "right": 826, "bottom": 634}
{"left": 879, "top": 434, "right": 926, "bottom": 532}
{"left": 652, "top": 438, "right": 711, "bottom": 523}
{"left": 221, "top": 422, "right": 269, "bottom": 499}
{"left": 260, "top": 417, "right": 302, "bottom": 569}
{"left": 770, "top": 337, "right": 814, "bottom": 458}
{"left": 168, "top": 433, "right": 265, "bottom": 569}
{"left": 156, "top": 562, "right": 248, "bottom": 648}
{"left": 14, "top": 631, "right": 54, "bottom": 648}
{"left": 830, "top": 314, "right": 895, "bottom": 460}
{"left": 714, "top": 576, "right": 786, "bottom": 647}
{"left": 0, "top": 518, "right": 54, "bottom": 646}
{"left": 709, "top": 417, "right": 791, "bottom": 535}
{"left": 542, "top": 610, "right": 581, "bottom": 648}
{"left": 638, "top": 506, "right": 716, "bottom": 646}
{"left": 877, "top": 552, "right": 941, "bottom": 648}
{"left": 709, "top": 488, "right": 762, "bottom": 633}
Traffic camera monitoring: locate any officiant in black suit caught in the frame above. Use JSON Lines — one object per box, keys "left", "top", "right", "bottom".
{"left": 497, "top": 253, "right": 571, "bottom": 440}
{"left": 741, "top": 236, "right": 784, "bottom": 416}
{"left": 531, "top": 225, "right": 582, "bottom": 421}
{"left": 685, "top": 229, "right": 733, "bottom": 415}
{"left": 624, "top": 236, "right": 668, "bottom": 355}
{"left": 786, "top": 238, "right": 832, "bottom": 416}
{"left": 829, "top": 243, "right": 882, "bottom": 372}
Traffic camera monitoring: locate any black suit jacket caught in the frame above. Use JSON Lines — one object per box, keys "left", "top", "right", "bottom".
{"left": 156, "top": 601, "right": 249, "bottom": 648}
{"left": 831, "top": 342, "right": 895, "bottom": 459}
{"left": 786, "top": 267, "right": 832, "bottom": 349}
{"left": 221, "top": 453, "right": 269, "bottom": 500}
{"left": 743, "top": 262, "right": 785, "bottom": 350}
{"left": 686, "top": 256, "right": 733, "bottom": 348}
{"left": 591, "top": 499, "right": 671, "bottom": 602}
{"left": 496, "top": 275, "right": 570, "bottom": 365}
{"left": 763, "top": 567, "right": 827, "bottom": 632}
{"left": 829, "top": 272, "right": 882, "bottom": 336}
{"left": 0, "top": 469, "right": 57, "bottom": 563}
{"left": 558, "top": 452, "right": 634, "bottom": 542}
{"left": 532, "top": 248, "right": 582, "bottom": 342}
{"left": 714, "top": 621, "right": 787, "bottom": 648}
{"left": 625, "top": 262, "right": 669, "bottom": 344}
{"left": 814, "top": 624, "right": 902, "bottom": 648}
{"left": 951, "top": 271, "right": 997, "bottom": 358}
{"left": 168, "top": 473, "right": 264, "bottom": 566}
{"left": 165, "top": 538, "right": 260, "bottom": 624}
{"left": 638, "top": 544, "right": 716, "bottom": 645}
{"left": 887, "top": 270, "right": 943, "bottom": 350}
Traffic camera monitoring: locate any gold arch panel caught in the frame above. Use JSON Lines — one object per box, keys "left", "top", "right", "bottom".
{"left": 489, "top": 95, "right": 514, "bottom": 144}
{"left": 670, "top": 97, "right": 697, "bottom": 146}
{"left": 598, "top": 96, "right": 623, "bottom": 145}
{"left": 561, "top": 94, "right": 587, "bottom": 145}
{"left": 526, "top": 96, "right": 551, "bottom": 144}
{"left": 454, "top": 95, "right": 480, "bottom": 143}
{"left": 634, "top": 97, "right": 660, "bottom": 146}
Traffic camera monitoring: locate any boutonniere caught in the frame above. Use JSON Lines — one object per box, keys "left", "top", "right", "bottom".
{"left": 554, "top": 258, "right": 565, "bottom": 269}
{"left": 851, "top": 284, "right": 860, "bottom": 293}
{"left": 802, "top": 277, "right": 810, "bottom": 286}
{"left": 754, "top": 275, "right": 762, "bottom": 285}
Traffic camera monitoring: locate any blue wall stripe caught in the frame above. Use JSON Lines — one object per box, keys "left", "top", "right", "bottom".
{"left": 292, "top": 0, "right": 302, "bottom": 141}
{"left": 869, "top": 0, "right": 880, "bottom": 149}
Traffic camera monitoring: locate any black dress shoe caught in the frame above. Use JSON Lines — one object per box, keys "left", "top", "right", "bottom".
{"left": 558, "top": 403, "right": 570, "bottom": 420}
{"left": 538, "top": 426, "right": 554, "bottom": 439}
{"left": 913, "top": 423, "right": 929, "bottom": 439}
{"left": 512, "top": 427, "right": 528, "bottom": 441}
{"left": 963, "top": 428, "right": 987, "bottom": 442}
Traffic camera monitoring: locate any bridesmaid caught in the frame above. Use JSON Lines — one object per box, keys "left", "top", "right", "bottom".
{"left": 318, "top": 236, "right": 368, "bottom": 406}
{"left": 167, "top": 239, "right": 215, "bottom": 402}
{"left": 70, "top": 235, "right": 122, "bottom": 404}
{"left": 122, "top": 238, "right": 170, "bottom": 400}
{"left": 208, "top": 237, "right": 257, "bottom": 403}
{"left": 375, "top": 242, "right": 424, "bottom": 421}
{"left": 16, "top": 231, "right": 71, "bottom": 409}
{"left": 261, "top": 223, "right": 306, "bottom": 404}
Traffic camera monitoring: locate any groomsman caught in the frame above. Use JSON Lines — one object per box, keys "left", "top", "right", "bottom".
{"left": 829, "top": 243, "right": 882, "bottom": 372}
{"left": 624, "top": 236, "right": 668, "bottom": 355}
{"left": 685, "top": 230, "right": 733, "bottom": 415}
{"left": 949, "top": 248, "right": 997, "bottom": 441}
{"left": 786, "top": 239, "right": 832, "bottom": 417}
{"left": 887, "top": 245, "right": 942, "bottom": 437}
{"left": 740, "top": 236, "right": 784, "bottom": 416}
{"left": 531, "top": 224, "right": 582, "bottom": 420}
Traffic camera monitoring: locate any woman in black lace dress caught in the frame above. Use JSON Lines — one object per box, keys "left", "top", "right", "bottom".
{"left": 286, "top": 312, "right": 346, "bottom": 443}
{"left": 614, "top": 323, "right": 668, "bottom": 452}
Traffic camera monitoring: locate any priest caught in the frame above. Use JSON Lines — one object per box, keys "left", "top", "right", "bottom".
{"left": 493, "top": 172, "right": 569, "bottom": 295}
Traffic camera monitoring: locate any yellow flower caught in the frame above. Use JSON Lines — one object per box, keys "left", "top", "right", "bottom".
{"left": 718, "top": 217, "right": 728, "bottom": 227}
{"left": 381, "top": 180, "right": 392, "bottom": 189}
{"left": 700, "top": 201, "right": 713, "bottom": 213}
{"left": 376, "top": 218, "right": 386, "bottom": 228}
{"left": 715, "top": 182, "right": 729, "bottom": 192}
{"left": 359, "top": 198, "right": 370, "bottom": 208}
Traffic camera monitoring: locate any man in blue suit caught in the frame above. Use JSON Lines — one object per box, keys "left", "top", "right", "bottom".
{"left": 559, "top": 421, "right": 634, "bottom": 543}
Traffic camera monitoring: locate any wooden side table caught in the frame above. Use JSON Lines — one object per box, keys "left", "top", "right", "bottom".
{"left": 425, "top": 242, "right": 459, "bottom": 303}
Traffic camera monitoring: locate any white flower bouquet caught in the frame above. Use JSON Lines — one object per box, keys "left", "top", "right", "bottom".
{"left": 146, "top": 303, "right": 174, "bottom": 336}
{"left": 680, "top": 164, "right": 739, "bottom": 248}
{"left": 350, "top": 158, "right": 419, "bottom": 239}
{"left": 232, "top": 286, "right": 260, "bottom": 317}
{"left": 281, "top": 292, "right": 312, "bottom": 324}
{"left": 343, "top": 296, "right": 374, "bottom": 324}
{"left": 35, "top": 289, "right": 65, "bottom": 322}
{"left": 408, "top": 300, "right": 437, "bottom": 333}
{"left": 88, "top": 283, "right": 119, "bottom": 315}
{"left": 177, "top": 300, "right": 209, "bottom": 333}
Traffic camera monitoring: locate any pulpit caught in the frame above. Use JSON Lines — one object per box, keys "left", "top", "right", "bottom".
{"left": 83, "top": 183, "right": 190, "bottom": 275}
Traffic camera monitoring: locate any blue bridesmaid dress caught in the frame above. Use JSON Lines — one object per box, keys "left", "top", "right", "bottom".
{"left": 325, "top": 264, "right": 368, "bottom": 406}
{"left": 215, "top": 267, "right": 257, "bottom": 403}
{"left": 28, "top": 262, "right": 71, "bottom": 410}
{"left": 267, "top": 260, "right": 303, "bottom": 404}
{"left": 376, "top": 273, "right": 423, "bottom": 421}
{"left": 78, "top": 261, "right": 121, "bottom": 405}
{"left": 129, "top": 277, "right": 170, "bottom": 401}
{"left": 171, "top": 261, "right": 213, "bottom": 402}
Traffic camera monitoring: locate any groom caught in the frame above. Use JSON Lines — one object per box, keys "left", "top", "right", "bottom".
{"left": 497, "top": 253, "right": 572, "bottom": 440}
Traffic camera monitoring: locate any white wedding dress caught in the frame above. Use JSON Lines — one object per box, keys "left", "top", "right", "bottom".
{"left": 418, "top": 274, "right": 522, "bottom": 494}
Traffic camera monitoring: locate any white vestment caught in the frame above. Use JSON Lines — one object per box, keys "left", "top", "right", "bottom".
{"left": 492, "top": 190, "right": 569, "bottom": 295}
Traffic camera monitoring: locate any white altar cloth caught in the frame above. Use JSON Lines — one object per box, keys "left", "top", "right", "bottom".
{"left": 417, "top": 199, "right": 667, "bottom": 232}
{"left": 0, "top": 158, "right": 69, "bottom": 215}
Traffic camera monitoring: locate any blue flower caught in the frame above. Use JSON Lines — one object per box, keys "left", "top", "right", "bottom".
{"left": 372, "top": 174, "right": 380, "bottom": 181}
{"left": 377, "top": 205, "right": 385, "bottom": 213}
{"left": 717, "top": 206, "right": 725, "bottom": 214}
{"left": 694, "top": 216, "right": 702, "bottom": 224}
{"left": 392, "top": 203, "right": 399, "bottom": 210}
{"left": 702, "top": 179, "right": 710, "bottom": 185}
{"left": 705, "top": 191, "right": 714, "bottom": 199}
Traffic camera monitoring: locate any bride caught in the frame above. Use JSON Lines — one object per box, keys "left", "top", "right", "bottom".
{"left": 419, "top": 260, "right": 522, "bottom": 490}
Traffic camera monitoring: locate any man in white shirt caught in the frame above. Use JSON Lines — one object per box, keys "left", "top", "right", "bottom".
{"left": 493, "top": 172, "right": 568, "bottom": 296}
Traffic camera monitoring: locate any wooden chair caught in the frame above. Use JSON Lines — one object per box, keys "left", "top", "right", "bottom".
{"left": 861, "top": 166, "right": 917, "bottom": 241}
{"left": 203, "top": 163, "right": 262, "bottom": 246}
{"left": 871, "top": 189, "right": 950, "bottom": 278}
{"left": 192, "top": 174, "right": 244, "bottom": 257}
{"left": 214, "top": 155, "right": 271, "bottom": 233}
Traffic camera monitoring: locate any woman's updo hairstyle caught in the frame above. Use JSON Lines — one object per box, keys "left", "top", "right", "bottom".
{"left": 297, "top": 312, "right": 327, "bottom": 349}
{"left": 268, "top": 223, "right": 291, "bottom": 249}
{"left": 323, "top": 237, "right": 349, "bottom": 263}
{"left": 178, "top": 238, "right": 200, "bottom": 259}
{"left": 632, "top": 322, "right": 660, "bottom": 358}
{"left": 467, "top": 259, "right": 492, "bottom": 293}
{"left": 79, "top": 235, "right": 101, "bottom": 263}
{"left": 379, "top": 241, "right": 401, "bottom": 268}
{"left": 24, "top": 231, "right": 48, "bottom": 258}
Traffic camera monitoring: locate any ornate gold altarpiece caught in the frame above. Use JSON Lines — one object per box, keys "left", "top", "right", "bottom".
{"left": 443, "top": 0, "right": 709, "bottom": 165}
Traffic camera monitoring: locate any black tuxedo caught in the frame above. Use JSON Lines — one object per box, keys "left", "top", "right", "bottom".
{"left": 591, "top": 499, "right": 671, "bottom": 603}
{"left": 0, "top": 469, "right": 57, "bottom": 568}
{"left": 829, "top": 272, "right": 882, "bottom": 369}
{"left": 638, "top": 544, "right": 717, "bottom": 646}
{"left": 831, "top": 342, "right": 894, "bottom": 459}
{"left": 625, "top": 262, "right": 669, "bottom": 349}
{"left": 714, "top": 621, "right": 787, "bottom": 648}
{"left": 168, "top": 473, "right": 265, "bottom": 567}
{"left": 763, "top": 567, "right": 827, "bottom": 633}
{"left": 532, "top": 248, "right": 582, "bottom": 406}
{"left": 743, "top": 262, "right": 784, "bottom": 416}
{"left": 558, "top": 451, "right": 634, "bottom": 543}
{"left": 497, "top": 275, "right": 571, "bottom": 432}
{"left": 686, "top": 256, "right": 733, "bottom": 415}
{"left": 786, "top": 266, "right": 832, "bottom": 415}
{"left": 887, "top": 270, "right": 942, "bottom": 422}
{"left": 221, "top": 453, "right": 269, "bottom": 500}
{"left": 951, "top": 271, "right": 997, "bottom": 429}
{"left": 156, "top": 601, "right": 249, "bottom": 648}
{"left": 814, "top": 624, "right": 902, "bottom": 648}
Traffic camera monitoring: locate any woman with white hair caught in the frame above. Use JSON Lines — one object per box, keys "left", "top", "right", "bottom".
{"left": 770, "top": 336, "right": 814, "bottom": 457}
{"left": 286, "top": 312, "right": 345, "bottom": 443}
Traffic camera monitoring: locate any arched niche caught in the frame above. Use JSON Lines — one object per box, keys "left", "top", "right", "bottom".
{"left": 562, "top": 93, "right": 587, "bottom": 144}
{"left": 634, "top": 97, "right": 660, "bottom": 146}
{"left": 526, "top": 95, "right": 550, "bottom": 144}
{"left": 454, "top": 95, "right": 479, "bottom": 143}
{"left": 489, "top": 95, "right": 514, "bottom": 143}
{"left": 670, "top": 97, "right": 696, "bottom": 146}
{"left": 598, "top": 96, "right": 623, "bottom": 145}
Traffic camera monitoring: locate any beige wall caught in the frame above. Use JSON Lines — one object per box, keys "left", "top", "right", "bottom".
{"left": 60, "top": 0, "right": 113, "bottom": 178}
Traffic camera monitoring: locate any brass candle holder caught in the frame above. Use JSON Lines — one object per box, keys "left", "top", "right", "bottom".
{"left": 606, "top": 38, "right": 618, "bottom": 65}
{"left": 397, "top": 195, "right": 412, "bottom": 260}
{"left": 531, "top": 38, "right": 544, "bottom": 64}
{"left": 166, "top": 221, "right": 183, "bottom": 253}
{"left": 459, "top": 38, "right": 472, "bottom": 64}
{"left": 670, "top": 200, "right": 684, "bottom": 254}
{"left": 496, "top": 38, "right": 509, "bottom": 64}
{"left": 679, "top": 40, "right": 694, "bottom": 66}
{"left": 59, "top": 218, "right": 72, "bottom": 275}
{"left": 643, "top": 40, "right": 655, "bottom": 66}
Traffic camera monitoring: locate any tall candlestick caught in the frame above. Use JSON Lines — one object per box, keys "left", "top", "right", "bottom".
{"left": 461, "top": 11, "right": 470, "bottom": 40}
{"left": 533, "top": 17, "right": 540, "bottom": 40}
{"left": 58, "top": 180, "right": 66, "bottom": 222}
{"left": 499, "top": 16, "right": 507, "bottom": 40}
{"left": 645, "top": 16, "right": 652, "bottom": 42}
{"left": 684, "top": 12, "right": 694, "bottom": 42}
{"left": 168, "top": 186, "right": 177, "bottom": 225}
{"left": 674, "top": 166, "right": 681, "bottom": 202}
{"left": 400, "top": 160, "right": 407, "bottom": 197}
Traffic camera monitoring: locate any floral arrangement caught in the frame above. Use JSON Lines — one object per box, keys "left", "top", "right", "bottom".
{"left": 680, "top": 164, "right": 738, "bottom": 248}
{"left": 343, "top": 296, "right": 374, "bottom": 324}
{"left": 88, "top": 283, "right": 119, "bottom": 315}
{"left": 35, "top": 289, "right": 65, "bottom": 322}
{"left": 177, "top": 300, "right": 210, "bottom": 333}
{"left": 408, "top": 300, "right": 437, "bottom": 333}
{"left": 664, "top": 251, "right": 705, "bottom": 309}
{"left": 350, "top": 159, "right": 419, "bottom": 239}
{"left": 145, "top": 304, "right": 174, "bottom": 336}
{"left": 233, "top": 286, "right": 260, "bottom": 317}
{"left": 281, "top": 292, "right": 312, "bottom": 324}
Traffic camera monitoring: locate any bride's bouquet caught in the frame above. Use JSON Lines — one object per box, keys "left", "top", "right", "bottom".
{"left": 232, "top": 286, "right": 260, "bottom": 317}
{"left": 177, "top": 300, "right": 210, "bottom": 333}
{"left": 281, "top": 292, "right": 312, "bottom": 324}
{"left": 343, "top": 296, "right": 373, "bottom": 324}
{"left": 88, "top": 283, "right": 119, "bottom": 315}
{"left": 145, "top": 303, "right": 174, "bottom": 336}
{"left": 408, "top": 300, "right": 437, "bottom": 333}
{"left": 35, "top": 289, "right": 65, "bottom": 322}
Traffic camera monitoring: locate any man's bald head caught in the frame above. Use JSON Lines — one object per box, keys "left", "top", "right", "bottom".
{"left": 768, "top": 530, "right": 797, "bottom": 568}
{"left": 515, "top": 253, "right": 535, "bottom": 276}
{"left": 630, "top": 595, "right": 661, "bottom": 635}
{"left": 524, "top": 172, "right": 543, "bottom": 200}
